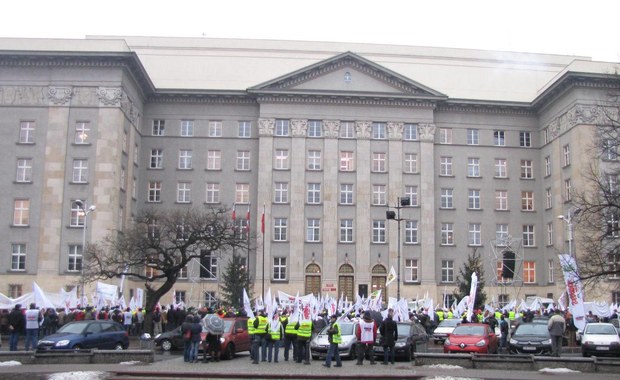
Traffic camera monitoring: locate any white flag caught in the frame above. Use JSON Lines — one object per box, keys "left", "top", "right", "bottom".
{"left": 386, "top": 266, "right": 397, "bottom": 287}
{"left": 243, "top": 288, "right": 254, "bottom": 318}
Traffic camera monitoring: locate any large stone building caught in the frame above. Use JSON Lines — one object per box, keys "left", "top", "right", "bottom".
{"left": 0, "top": 36, "right": 618, "bottom": 308}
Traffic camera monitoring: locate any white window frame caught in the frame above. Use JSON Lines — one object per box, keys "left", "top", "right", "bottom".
{"left": 307, "top": 150, "right": 322, "bottom": 170}
{"left": 150, "top": 149, "right": 163, "bottom": 169}
{"left": 372, "top": 152, "right": 387, "bottom": 173}
{"left": 19, "top": 121, "right": 35, "bottom": 144}
{"left": 74, "top": 121, "right": 90, "bottom": 144}
{"left": 236, "top": 151, "right": 251, "bottom": 171}
{"left": 440, "top": 156, "right": 453, "bottom": 176}
{"left": 274, "top": 218, "right": 288, "bottom": 241}
{"left": 469, "top": 223, "right": 482, "bottom": 246}
{"left": 152, "top": 120, "right": 165, "bottom": 136}
{"left": 441, "top": 223, "right": 454, "bottom": 245}
{"left": 180, "top": 120, "right": 194, "bottom": 137}
{"left": 238, "top": 121, "right": 251, "bottom": 138}
{"left": 404, "top": 153, "right": 418, "bottom": 173}
{"left": 372, "top": 184, "right": 387, "bottom": 206}
{"left": 403, "top": 124, "right": 418, "bottom": 141}
{"left": 178, "top": 150, "right": 192, "bottom": 170}
{"left": 208, "top": 121, "right": 222, "bottom": 137}
{"left": 307, "top": 183, "right": 321, "bottom": 204}
{"left": 177, "top": 182, "right": 191, "bottom": 203}
{"left": 495, "top": 190, "right": 508, "bottom": 211}
{"left": 405, "top": 259, "right": 419, "bottom": 282}
{"left": 273, "top": 257, "right": 287, "bottom": 280}
{"left": 340, "top": 219, "right": 354, "bottom": 243}
{"left": 274, "top": 182, "right": 289, "bottom": 204}
{"left": 340, "top": 184, "right": 354, "bottom": 205}
{"left": 306, "top": 218, "right": 320, "bottom": 242}
{"left": 405, "top": 220, "right": 418, "bottom": 244}
{"left": 207, "top": 150, "right": 221, "bottom": 170}
{"left": 206, "top": 183, "right": 220, "bottom": 204}
{"left": 16, "top": 158, "right": 32, "bottom": 182}
{"left": 372, "top": 220, "right": 386, "bottom": 243}
{"left": 467, "top": 129, "right": 479, "bottom": 145}
{"left": 495, "top": 159, "right": 507, "bottom": 178}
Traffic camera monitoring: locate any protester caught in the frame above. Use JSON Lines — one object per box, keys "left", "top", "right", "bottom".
{"left": 204, "top": 328, "right": 221, "bottom": 362}
{"left": 152, "top": 306, "right": 162, "bottom": 336}
{"left": 356, "top": 311, "right": 377, "bottom": 365}
{"left": 282, "top": 311, "right": 298, "bottom": 362}
{"left": 180, "top": 314, "right": 194, "bottom": 363}
{"left": 379, "top": 308, "right": 398, "bottom": 365}
{"left": 322, "top": 314, "right": 342, "bottom": 368}
{"left": 267, "top": 311, "right": 283, "bottom": 363}
{"left": 8, "top": 304, "right": 24, "bottom": 351}
{"left": 252, "top": 310, "right": 269, "bottom": 363}
{"left": 189, "top": 315, "right": 202, "bottom": 363}
{"left": 295, "top": 318, "right": 313, "bottom": 365}
{"left": 548, "top": 309, "right": 566, "bottom": 357}
{"left": 499, "top": 314, "right": 509, "bottom": 353}
{"left": 24, "top": 303, "right": 42, "bottom": 351}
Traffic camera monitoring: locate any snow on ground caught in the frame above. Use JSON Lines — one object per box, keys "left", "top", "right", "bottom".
{"left": 424, "top": 364, "right": 464, "bottom": 370}
{"left": 46, "top": 371, "right": 107, "bottom": 380}
{"left": 423, "top": 377, "right": 481, "bottom": 380}
{"left": 539, "top": 367, "right": 581, "bottom": 374}
{"left": 0, "top": 361, "right": 21, "bottom": 367}
{"left": 119, "top": 360, "right": 141, "bottom": 365}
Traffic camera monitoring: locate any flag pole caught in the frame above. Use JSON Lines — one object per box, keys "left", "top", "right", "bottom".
{"left": 247, "top": 203, "right": 251, "bottom": 283}
{"left": 261, "top": 204, "right": 266, "bottom": 298}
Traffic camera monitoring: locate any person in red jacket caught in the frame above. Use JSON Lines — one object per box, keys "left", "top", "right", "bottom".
{"left": 355, "top": 311, "right": 377, "bottom": 365}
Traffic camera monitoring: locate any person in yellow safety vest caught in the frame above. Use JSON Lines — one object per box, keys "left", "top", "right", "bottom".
{"left": 508, "top": 310, "right": 516, "bottom": 321}
{"left": 251, "top": 310, "right": 269, "bottom": 364}
{"left": 437, "top": 309, "right": 444, "bottom": 322}
{"left": 266, "top": 311, "right": 283, "bottom": 363}
{"left": 295, "top": 319, "right": 313, "bottom": 364}
{"left": 247, "top": 315, "right": 257, "bottom": 363}
{"left": 322, "top": 314, "right": 342, "bottom": 368}
{"left": 447, "top": 310, "right": 454, "bottom": 319}
{"left": 282, "top": 311, "right": 298, "bottom": 362}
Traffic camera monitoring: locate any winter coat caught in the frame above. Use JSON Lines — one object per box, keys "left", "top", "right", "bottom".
{"left": 380, "top": 317, "right": 398, "bottom": 347}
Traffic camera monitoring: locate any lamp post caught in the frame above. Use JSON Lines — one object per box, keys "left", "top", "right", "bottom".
{"left": 386, "top": 196, "right": 410, "bottom": 300}
{"left": 75, "top": 200, "right": 96, "bottom": 306}
{"left": 558, "top": 207, "right": 581, "bottom": 258}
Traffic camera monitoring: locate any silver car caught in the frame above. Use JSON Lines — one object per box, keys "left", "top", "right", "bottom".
{"left": 310, "top": 321, "right": 358, "bottom": 360}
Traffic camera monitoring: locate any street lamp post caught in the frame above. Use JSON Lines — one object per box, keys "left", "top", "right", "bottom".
{"left": 386, "top": 196, "right": 410, "bottom": 300}
{"left": 558, "top": 207, "right": 581, "bottom": 258}
{"left": 75, "top": 200, "right": 96, "bottom": 306}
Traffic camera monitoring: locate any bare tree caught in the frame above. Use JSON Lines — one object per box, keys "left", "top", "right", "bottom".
{"left": 84, "top": 206, "right": 243, "bottom": 333}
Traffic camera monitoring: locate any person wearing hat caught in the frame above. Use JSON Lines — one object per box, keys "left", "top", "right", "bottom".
{"left": 355, "top": 311, "right": 377, "bottom": 365}
{"left": 8, "top": 304, "right": 24, "bottom": 351}
{"left": 322, "top": 314, "right": 342, "bottom": 368}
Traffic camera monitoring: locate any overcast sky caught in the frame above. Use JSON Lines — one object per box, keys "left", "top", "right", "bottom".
{"left": 3, "top": 0, "right": 619, "bottom": 62}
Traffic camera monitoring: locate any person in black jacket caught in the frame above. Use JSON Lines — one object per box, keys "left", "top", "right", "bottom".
{"left": 8, "top": 304, "right": 24, "bottom": 351}
{"left": 379, "top": 308, "right": 398, "bottom": 365}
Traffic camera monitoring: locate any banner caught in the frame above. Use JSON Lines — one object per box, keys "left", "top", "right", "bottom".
{"left": 96, "top": 281, "right": 118, "bottom": 302}
{"left": 466, "top": 272, "right": 478, "bottom": 322}
{"left": 386, "top": 266, "right": 397, "bottom": 287}
{"left": 559, "top": 254, "right": 586, "bottom": 331}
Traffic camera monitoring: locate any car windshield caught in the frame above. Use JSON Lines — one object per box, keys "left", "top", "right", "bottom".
{"left": 320, "top": 322, "right": 354, "bottom": 335}
{"left": 439, "top": 319, "right": 460, "bottom": 327}
{"left": 514, "top": 323, "right": 549, "bottom": 336}
{"left": 397, "top": 324, "right": 411, "bottom": 336}
{"left": 452, "top": 325, "right": 485, "bottom": 336}
{"left": 585, "top": 324, "right": 617, "bottom": 335}
{"left": 57, "top": 322, "right": 88, "bottom": 334}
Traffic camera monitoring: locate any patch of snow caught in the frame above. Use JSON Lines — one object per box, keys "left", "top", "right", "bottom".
{"left": 0, "top": 360, "right": 22, "bottom": 367}
{"left": 119, "top": 361, "right": 140, "bottom": 365}
{"left": 539, "top": 367, "right": 580, "bottom": 374}
{"left": 424, "top": 377, "right": 481, "bottom": 380}
{"left": 424, "top": 364, "right": 464, "bottom": 370}
{"left": 46, "top": 371, "right": 107, "bottom": 380}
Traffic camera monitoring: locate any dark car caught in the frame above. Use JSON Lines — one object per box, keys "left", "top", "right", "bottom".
{"left": 37, "top": 320, "right": 129, "bottom": 351}
{"left": 508, "top": 322, "right": 552, "bottom": 355}
{"left": 154, "top": 326, "right": 187, "bottom": 351}
{"left": 374, "top": 321, "right": 429, "bottom": 361}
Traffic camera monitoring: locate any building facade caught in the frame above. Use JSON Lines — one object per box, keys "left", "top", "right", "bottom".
{"left": 0, "top": 36, "right": 618, "bottom": 307}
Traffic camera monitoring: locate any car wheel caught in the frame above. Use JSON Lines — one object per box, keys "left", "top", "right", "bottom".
{"left": 114, "top": 342, "right": 125, "bottom": 350}
{"left": 160, "top": 339, "right": 173, "bottom": 351}
{"left": 224, "top": 343, "right": 235, "bottom": 360}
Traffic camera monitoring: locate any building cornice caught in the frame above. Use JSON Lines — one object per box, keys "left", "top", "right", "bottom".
{"left": 255, "top": 94, "right": 437, "bottom": 108}
{"left": 437, "top": 99, "right": 534, "bottom": 116}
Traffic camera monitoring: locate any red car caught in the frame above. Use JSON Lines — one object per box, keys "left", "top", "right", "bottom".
{"left": 203, "top": 317, "right": 251, "bottom": 360}
{"left": 443, "top": 323, "right": 498, "bottom": 354}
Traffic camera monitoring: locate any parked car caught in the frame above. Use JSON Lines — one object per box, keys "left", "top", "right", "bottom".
{"left": 443, "top": 323, "right": 498, "bottom": 354}
{"left": 374, "top": 321, "right": 429, "bottom": 361}
{"left": 311, "top": 321, "right": 358, "bottom": 360}
{"left": 37, "top": 320, "right": 129, "bottom": 351}
{"left": 154, "top": 326, "right": 188, "bottom": 351}
{"left": 508, "top": 322, "right": 552, "bottom": 355}
{"left": 581, "top": 322, "right": 620, "bottom": 357}
{"left": 432, "top": 319, "right": 461, "bottom": 344}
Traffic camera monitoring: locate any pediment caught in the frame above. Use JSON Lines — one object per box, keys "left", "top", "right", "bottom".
{"left": 248, "top": 52, "right": 446, "bottom": 100}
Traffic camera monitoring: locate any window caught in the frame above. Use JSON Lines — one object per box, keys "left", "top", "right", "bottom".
{"left": 404, "top": 185, "right": 418, "bottom": 206}
{"left": 546, "top": 188, "right": 552, "bottom": 209}
{"left": 340, "top": 121, "right": 355, "bottom": 138}
{"left": 495, "top": 190, "right": 508, "bottom": 210}
{"left": 494, "top": 159, "right": 507, "bottom": 178}
{"left": 405, "top": 259, "right": 419, "bottom": 282}
{"left": 563, "top": 144, "right": 571, "bottom": 167}
{"left": 523, "top": 261, "right": 536, "bottom": 283}
{"left": 306, "top": 219, "right": 320, "bottom": 242}
{"left": 11, "top": 243, "right": 26, "bottom": 271}
{"left": 74, "top": 122, "right": 90, "bottom": 144}
{"left": 548, "top": 259, "right": 555, "bottom": 283}
{"left": 8, "top": 284, "right": 22, "bottom": 299}
{"left": 564, "top": 178, "right": 572, "bottom": 201}
{"left": 208, "top": 121, "right": 222, "bottom": 137}
{"left": 148, "top": 182, "right": 162, "bottom": 202}
{"left": 520, "top": 160, "right": 533, "bottom": 179}
{"left": 467, "top": 129, "right": 479, "bottom": 145}
{"left": 180, "top": 120, "right": 194, "bottom": 137}
{"left": 604, "top": 139, "right": 618, "bottom": 160}
{"left": 439, "top": 128, "right": 452, "bottom": 144}
{"left": 496, "top": 224, "right": 509, "bottom": 243}
{"left": 340, "top": 219, "right": 353, "bottom": 243}
{"left": 372, "top": 220, "right": 386, "bottom": 243}
{"left": 120, "top": 166, "right": 126, "bottom": 189}
{"left": 468, "top": 189, "right": 481, "bottom": 209}
{"left": 340, "top": 151, "right": 354, "bottom": 171}
{"left": 372, "top": 122, "right": 386, "bottom": 139}
{"left": 543, "top": 128, "right": 549, "bottom": 145}
{"left": 152, "top": 120, "right": 165, "bottom": 136}
{"left": 608, "top": 254, "right": 620, "bottom": 280}
{"left": 72, "top": 159, "right": 88, "bottom": 183}
{"left": 520, "top": 131, "right": 531, "bottom": 147}
{"left": 405, "top": 220, "right": 418, "bottom": 244}
{"left": 273, "top": 257, "right": 287, "bottom": 280}
{"left": 467, "top": 158, "right": 480, "bottom": 177}
{"left": 16, "top": 158, "right": 33, "bottom": 182}
{"left": 150, "top": 149, "right": 163, "bottom": 169}
{"left": 522, "top": 225, "right": 535, "bottom": 246}
{"left": 608, "top": 213, "right": 620, "bottom": 237}
{"left": 13, "top": 199, "right": 29, "bottom": 226}
{"left": 236, "top": 151, "right": 250, "bottom": 171}
{"left": 178, "top": 150, "right": 192, "bottom": 170}
{"left": 274, "top": 182, "right": 289, "bottom": 203}
{"left": 340, "top": 184, "right": 354, "bottom": 205}
{"left": 68, "top": 245, "right": 82, "bottom": 272}
{"left": 274, "top": 149, "right": 289, "bottom": 170}
{"left": 441, "top": 223, "right": 454, "bottom": 245}
{"left": 207, "top": 150, "right": 221, "bottom": 170}
{"left": 372, "top": 153, "right": 386, "bottom": 172}
{"left": 403, "top": 124, "right": 418, "bottom": 140}
{"left": 132, "top": 178, "right": 137, "bottom": 199}
{"left": 275, "top": 119, "right": 290, "bottom": 136}
{"left": 235, "top": 183, "right": 250, "bottom": 204}
{"left": 547, "top": 222, "right": 554, "bottom": 246}
{"left": 440, "top": 188, "right": 453, "bottom": 208}
{"left": 404, "top": 153, "right": 418, "bottom": 173}
{"left": 206, "top": 183, "right": 220, "bottom": 203}
{"left": 177, "top": 182, "right": 191, "bottom": 203}
{"left": 307, "top": 183, "right": 321, "bottom": 204}
{"left": 440, "top": 156, "right": 453, "bottom": 176}
{"left": 441, "top": 260, "right": 454, "bottom": 282}
{"left": 468, "top": 223, "right": 482, "bottom": 246}
{"left": 19, "top": 121, "right": 35, "bottom": 143}
{"left": 274, "top": 218, "right": 288, "bottom": 241}
{"left": 521, "top": 191, "right": 534, "bottom": 211}
{"left": 372, "top": 185, "right": 387, "bottom": 206}
{"left": 307, "top": 120, "right": 322, "bottom": 137}
{"left": 238, "top": 121, "right": 251, "bottom": 138}
{"left": 609, "top": 174, "right": 618, "bottom": 193}
{"left": 544, "top": 156, "right": 551, "bottom": 177}
{"left": 122, "top": 131, "right": 128, "bottom": 153}
{"left": 307, "top": 150, "right": 322, "bottom": 170}
{"left": 494, "top": 130, "right": 505, "bottom": 146}
{"left": 200, "top": 251, "right": 218, "bottom": 279}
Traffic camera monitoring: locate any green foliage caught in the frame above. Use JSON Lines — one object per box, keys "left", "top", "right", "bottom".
{"left": 453, "top": 248, "right": 487, "bottom": 310}
{"left": 220, "top": 253, "right": 252, "bottom": 309}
